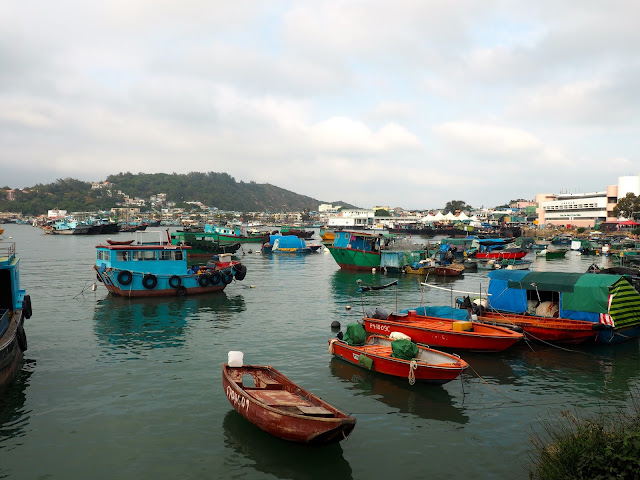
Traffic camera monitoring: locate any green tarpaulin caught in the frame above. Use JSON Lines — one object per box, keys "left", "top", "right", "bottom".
{"left": 391, "top": 339, "right": 418, "bottom": 360}
{"left": 507, "top": 272, "right": 584, "bottom": 293}
{"left": 562, "top": 274, "right": 619, "bottom": 313}
{"left": 343, "top": 323, "right": 366, "bottom": 346}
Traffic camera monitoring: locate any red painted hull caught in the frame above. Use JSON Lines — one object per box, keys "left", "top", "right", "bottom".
{"left": 364, "top": 313, "right": 522, "bottom": 352}
{"left": 329, "top": 336, "right": 467, "bottom": 384}
{"left": 478, "top": 311, "right": 601, "bottom": 344}
{"left": 102, "top": 283, "right": 226, "bottom": 297}
{"left": 222, "top": 364, "right": 356, "bottom": 445}
{"left": 475, "top": 251, "right": 527, "bottom": 260}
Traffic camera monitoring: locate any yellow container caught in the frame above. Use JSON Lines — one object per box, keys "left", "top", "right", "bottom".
{"left": 452, "top": 321, "right": 473, "bottom": 332}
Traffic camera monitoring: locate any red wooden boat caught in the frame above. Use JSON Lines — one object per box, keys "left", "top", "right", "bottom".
{"left": 106, "top": 239, "right": 135, "bottom": 245}
{"left": 434, "top": 263, "right": 465, "bottom": 276}
{"left": 363, "top": 310, "right": 523, "bottom": 352}
{"left": 329, "top": 334, "right": 468, "bottom": 384}
{"left": 475, "top": 249, "right": 527, "bottom": 260}
{"left": 222, "top": 363, "right": 356, "bottom": 445}
{"left": 476, "top": 311, "right": 604, "bottom": 344}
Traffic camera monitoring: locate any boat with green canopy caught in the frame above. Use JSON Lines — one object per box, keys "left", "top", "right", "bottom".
{"left": 485, "top": 270, "right": 640, "bottom": 344}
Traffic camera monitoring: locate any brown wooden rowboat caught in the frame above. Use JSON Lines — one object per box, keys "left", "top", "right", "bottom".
{"left": 222, "top": 364, "right": 356, "bottom": 445}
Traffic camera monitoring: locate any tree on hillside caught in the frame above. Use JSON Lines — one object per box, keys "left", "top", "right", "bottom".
{"left": 375, "top": 208, "right": 390, "bottom": 217}
{"left": 444, "top": 200, "right": 470, "bottom": 213}
{"left": 613, "top": 193, "right": 640, "bottom": 219}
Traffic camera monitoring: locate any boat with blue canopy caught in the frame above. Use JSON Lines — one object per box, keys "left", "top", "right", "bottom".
{"left": 261, "top": 235, "right": 322, "bottom": 254}
{"left": 485, "top": 270, "right": 640, "bottom": 344}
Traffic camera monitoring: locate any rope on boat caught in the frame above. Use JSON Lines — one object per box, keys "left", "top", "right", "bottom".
{"left": 408, "top": 360, "right": 417, "bottom": 385}
{"left": 420, "top": 282, "right": 492, "bottom": 296}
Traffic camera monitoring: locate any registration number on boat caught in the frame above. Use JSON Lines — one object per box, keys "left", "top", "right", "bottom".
{"left": 226, "top": 386, "right": 249, "bottom": 412}
{"left": 368, "top": 323, "right": 390, "bottom": 333}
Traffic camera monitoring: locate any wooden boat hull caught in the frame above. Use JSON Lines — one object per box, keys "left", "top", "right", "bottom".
{"left": 222, "top": 364, "right": 356, "bottom": 445}
{"left": 363, "top": 313, "right": 522, "bottom": 352}
{"left": 478, "top": 311, "right": 602, "bottom": 344}
{"left": 327, "top": 246, "right": 381, "bottom": 271}
{"left": 0, "top": 310, "right": 26, "bottom": 388}
{"left": 434, "top": 264, "right": 464, "bottom": 276}
{"left": 329, "top": 336, "right": 467, "bottom": 384}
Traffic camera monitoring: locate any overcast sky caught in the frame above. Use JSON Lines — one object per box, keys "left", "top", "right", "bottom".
{"left": 1, "top": 1, "right": 638, "bottom": 209}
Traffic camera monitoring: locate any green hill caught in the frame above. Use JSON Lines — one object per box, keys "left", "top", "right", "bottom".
{"left": 0, "top": 172, "right": 356, "bottom": 216}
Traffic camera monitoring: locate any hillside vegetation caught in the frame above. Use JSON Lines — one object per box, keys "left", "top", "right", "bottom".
{"left": 0, "top": 171, "right": 355, "bottom": 216}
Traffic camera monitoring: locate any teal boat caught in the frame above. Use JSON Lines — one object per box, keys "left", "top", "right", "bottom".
{"left": 327, "top": 230, "right": 389, "bottom": 271}
{"left": 0, "top": 239, "right": 32, "bottom": 387}
{"left": 94, "top": 231, "right": 247, "bottom": 298}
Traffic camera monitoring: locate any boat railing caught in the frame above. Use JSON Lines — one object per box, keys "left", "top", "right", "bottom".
{"left": 0, "top": 241, "right": 16, "bottom": 265}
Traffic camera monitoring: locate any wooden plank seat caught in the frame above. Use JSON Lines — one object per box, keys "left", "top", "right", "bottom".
{"left": 248, "top": 389, "right": 311, "bottom": 407}
{"left": 297, "top": 405, "right": 334, "bottom": 417}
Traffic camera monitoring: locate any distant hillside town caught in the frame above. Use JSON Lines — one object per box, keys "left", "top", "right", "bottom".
{"left": 1, "top": 172, "right": 639, "bottom": 233}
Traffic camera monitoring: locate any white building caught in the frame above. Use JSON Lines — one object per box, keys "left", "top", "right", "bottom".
{"left": 536, "top": 173, "right": 640, "bottom": 228}
{"left": 327, "top": 209, "right": 375, "bottom": 228}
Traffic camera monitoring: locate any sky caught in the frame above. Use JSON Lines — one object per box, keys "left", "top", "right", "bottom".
{"left": 1, "top": 1, "right": 639, "bottom": 210}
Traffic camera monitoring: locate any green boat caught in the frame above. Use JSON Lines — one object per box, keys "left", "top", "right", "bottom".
{"left": 535, "top": 248, "right": 567, "bottom": 259}
{"left": 327, "top": 230, "right": 392, "bottom": 271}
{"left": 170, "top": 231, "right": 242, "bottom": 258}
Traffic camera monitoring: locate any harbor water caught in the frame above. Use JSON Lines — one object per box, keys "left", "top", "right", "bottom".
{"left": 1, "top": 225, "right": 639, "bottom": 479}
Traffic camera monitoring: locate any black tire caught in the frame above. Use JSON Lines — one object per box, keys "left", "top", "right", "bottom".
{"left": 222, "top": 271, "right": 233, "bottom": 285}
{"left": 118, "top": 270, "right": 133, "bottom": 286}
{"left": 198, "top": 274, "right": 210, "bottom": 287}
{"left": 176, "top": 286, "right": 187, "bottom": 296}
{"left": 96, "top": 273, "right": 103, "bottom": 283}
{"left": 142, "top": 274, "right": 158, "bottom": 289}
{"left": 16, "top": 325, "right": 27, "bottom": 351}
{"left": 169, "top": 275, "right": 181, "bottom": 288}
{"left": 210, "top": 271, "right": 222, "bottom": 285}
{"left": 234, "top": 264, "right": 247, "bottom": 281}
{"left": 22, "top": 295, "right": 32, "bottom": 319}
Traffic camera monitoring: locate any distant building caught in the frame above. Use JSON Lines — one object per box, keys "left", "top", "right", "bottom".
{"left": 535, "top": 173, "right": 640, "bottom": 228}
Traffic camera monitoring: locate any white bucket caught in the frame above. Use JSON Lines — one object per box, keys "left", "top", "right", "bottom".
{"left": 228, "top": 351, "right": 244, "bottom": 367}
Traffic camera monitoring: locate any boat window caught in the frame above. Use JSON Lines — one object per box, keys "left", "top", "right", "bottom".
{"left": 174, "top": 251, "right": 183, "bottom": 260}
{"left": 159, "top": 251, "right": 172, "bottom": 261}
{"left": 97, "top": 250, "right": 110, "bottom": 262}
{"left": 116, "top": 251, "right": 130, "bottom": 261}
{"left": 131, "top": 250, "right": 156, "bottom": 261}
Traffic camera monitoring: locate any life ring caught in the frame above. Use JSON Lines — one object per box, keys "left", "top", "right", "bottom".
{"left": 169, "top": 275, "right": 181, "bottom": 288}
{"left": 175, "top": 286, "right": 187, "bottom": 296}
{"left": 233, "top": 264, "right": 247, "bottom": 281}
{"left": 16, "top": 324, "right": 27, "bottom": 351}
{"left": 210, "top": 271, "right": 222, "bottom": 285}
{"left": 22, "top": 295, "right": 32, "bottom": 319}
{"left": 222, "top": 271, "right": 234, "bottom": 285}
{"left": 118, "top": 270, "right": 133, "bottom": 286}
{"left": 198, "top": 274, "right": 210, "bottom": 287}
{"left": 142, "top": 274, "right": 158, "bottom": 289}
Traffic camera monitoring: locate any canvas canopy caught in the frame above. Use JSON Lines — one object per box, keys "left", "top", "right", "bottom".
{"left": 486, "top": 270, "right": 640, "bottom": 329}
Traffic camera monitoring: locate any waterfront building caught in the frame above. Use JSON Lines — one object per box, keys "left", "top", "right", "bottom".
{"left": 536, "top": 173, "right": 640, "bottom": 228}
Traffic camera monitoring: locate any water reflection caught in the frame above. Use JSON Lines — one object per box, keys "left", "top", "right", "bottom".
{"left": 514, "top": 342, "right": 640, "bottom": 400}
{"left": 222, "top": 410, "right": 353, "bottom": 480}
{"left": 0, "top": 359, "right": 35, "bottom": 446}
{"left": 329, "top": 358, "right": 469, "bottom": 424}
{"left": 93, "top": 294, "right": 246, "bottom": 356}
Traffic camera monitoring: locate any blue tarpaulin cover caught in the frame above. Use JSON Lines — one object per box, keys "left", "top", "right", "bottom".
{"left": 400, "top": 305, "right": 470, "bottom": 321}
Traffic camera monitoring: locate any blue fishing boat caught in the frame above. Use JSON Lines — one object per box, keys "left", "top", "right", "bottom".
{"left": 260, "top": 235, "right": 322, "bottom": 254}
{"left": 0, "top": 239, "right": 32, "bottom": 387}
{"left": 94, "top": 231, "right": 248, "bottom": 298}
